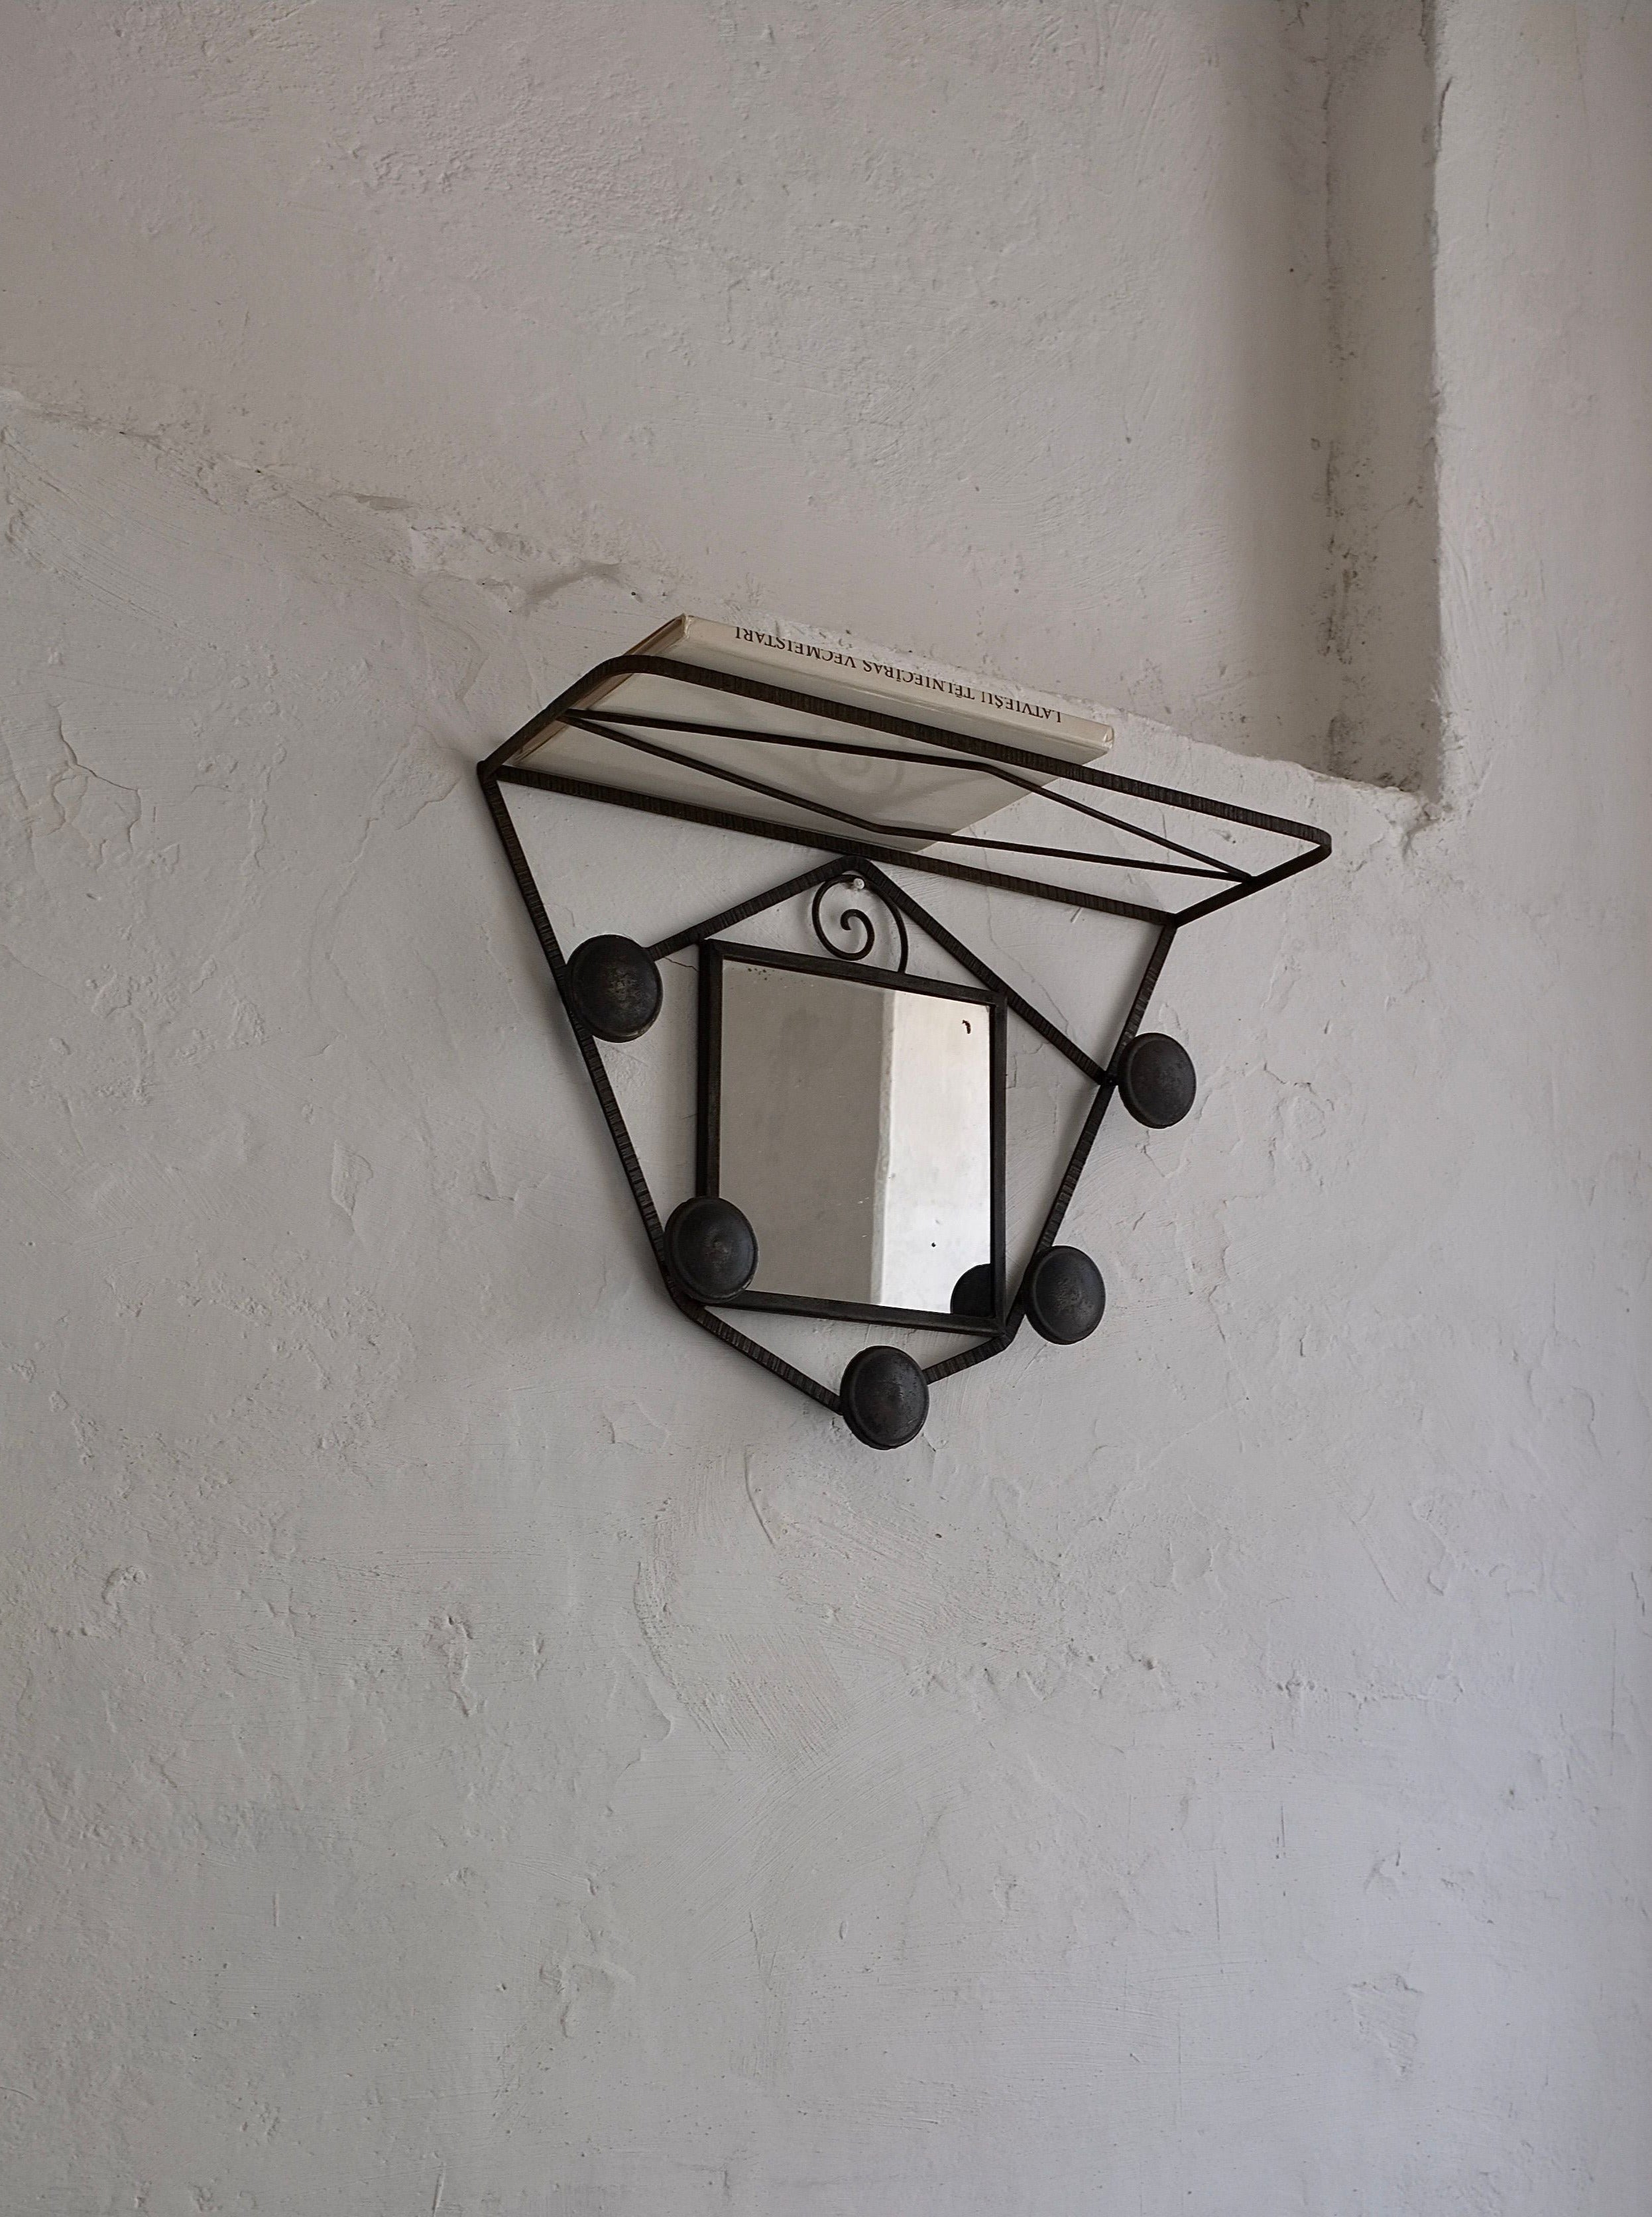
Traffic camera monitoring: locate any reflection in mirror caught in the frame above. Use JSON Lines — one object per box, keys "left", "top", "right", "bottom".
{"left": 707, "top": 947, "right": 1001, "bottom": 1322}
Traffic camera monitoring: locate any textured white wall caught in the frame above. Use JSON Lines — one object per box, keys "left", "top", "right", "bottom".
{"left": 3, "top": 0, "right": 1348, "bottom": 768}
{"left": 1, "top": 5, "right": 1647, "bottom": 2214}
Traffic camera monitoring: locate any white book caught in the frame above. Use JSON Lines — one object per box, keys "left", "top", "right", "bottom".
{"left": 511, "top": 614, "right": 1114, "bottom": 849}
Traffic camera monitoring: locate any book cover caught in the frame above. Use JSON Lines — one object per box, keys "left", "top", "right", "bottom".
{"left": 510, "top": 614, "right": 1116, "bottom": 850}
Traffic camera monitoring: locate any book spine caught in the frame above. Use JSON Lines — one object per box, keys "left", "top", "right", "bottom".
{"left": 685, "top": 618, "right": 1113, "bottom": 758}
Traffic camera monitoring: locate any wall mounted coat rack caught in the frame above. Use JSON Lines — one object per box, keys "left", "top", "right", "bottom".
{"left": 478, "top": 620, "right": 1330, "bottom": 1448}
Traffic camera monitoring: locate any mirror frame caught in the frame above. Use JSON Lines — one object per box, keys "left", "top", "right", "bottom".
{"left": 697, "top": 938, "right": 1008, "bottom": 1334}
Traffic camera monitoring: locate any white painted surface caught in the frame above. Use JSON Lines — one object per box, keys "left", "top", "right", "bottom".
{"left": 873, "top": 989, "right": 994, "bottom": 1314}
{"left": 1, "top": 5, "right": 1647, "bottom": 2214}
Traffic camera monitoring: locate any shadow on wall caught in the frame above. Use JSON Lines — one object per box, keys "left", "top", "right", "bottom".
{"left": 1323, "top": 0, "right": 1443, "bottom": 796}
{"left": 1207, "top": 0, "right": 1441, "bottom": 795}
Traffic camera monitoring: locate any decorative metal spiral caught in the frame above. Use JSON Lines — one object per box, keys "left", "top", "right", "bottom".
{"left": 809, "top": 872, "right": 910, "bottom": 972}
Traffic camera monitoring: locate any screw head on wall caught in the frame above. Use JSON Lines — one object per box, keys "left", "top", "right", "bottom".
{"left": 663, "top": 1195, "right": 758, "bottom": 1303}
{"left": 839, "top": 1345, "right": 929, "bottom": 1449}
{"left": 565, "top": 935, "right": 662, "bottom": 1042}
{"left": 1024, "top": 1245, "right": 1106, "bottom": 1345}
{"left": 1118, "top": 1032, "right": 1197, "bottom": 1128}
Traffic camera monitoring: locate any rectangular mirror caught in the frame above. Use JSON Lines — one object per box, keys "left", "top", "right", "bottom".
{"left": 699, "top": 941, "right": 1005, "bottom": 1330}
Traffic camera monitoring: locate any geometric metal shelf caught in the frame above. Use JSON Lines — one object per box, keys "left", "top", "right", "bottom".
{"left": 479, "top": 653, "right": 1331, "bottom": 1442}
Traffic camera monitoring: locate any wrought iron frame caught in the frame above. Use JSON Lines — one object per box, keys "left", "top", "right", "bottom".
{"left": 477, "top": 654, "right": 1332, "bottom": 1427}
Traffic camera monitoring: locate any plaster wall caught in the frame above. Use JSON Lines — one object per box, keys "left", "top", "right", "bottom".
{"left": 1, "top": 5, "right": 1647, "bottom": 2213}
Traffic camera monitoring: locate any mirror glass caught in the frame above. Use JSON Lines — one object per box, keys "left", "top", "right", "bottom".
{"left": 707, "top": 947, "right": 1000, "bottom": 1323}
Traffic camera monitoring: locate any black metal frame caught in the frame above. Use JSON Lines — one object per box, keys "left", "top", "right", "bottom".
{"left": 699, "top": 937, "right": 1008, "bottom": 1335}
{"left": 477, "top": 654, "right": 1332, "bottom": 1431}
